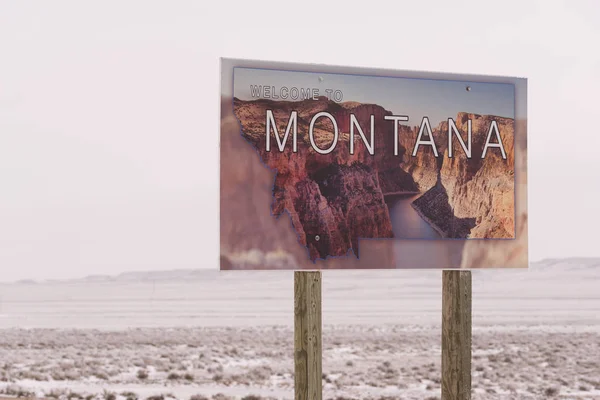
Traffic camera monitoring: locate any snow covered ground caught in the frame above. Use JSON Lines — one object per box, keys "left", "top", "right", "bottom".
{"left": 0, "top": 258, "right": 599, "bottom": 399}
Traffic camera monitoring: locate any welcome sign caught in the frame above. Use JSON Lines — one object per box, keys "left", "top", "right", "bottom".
{"left": 220, "top": 59, "right": 528, "bottom": 269}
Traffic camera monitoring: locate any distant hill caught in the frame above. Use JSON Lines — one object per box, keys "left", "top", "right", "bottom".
{"left": 1, "top": 258, "right": 599, "bottom": 285}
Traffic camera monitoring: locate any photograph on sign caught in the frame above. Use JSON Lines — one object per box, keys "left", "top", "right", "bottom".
{"left": 220, "top": 59, "right": 527, "bottom": 269}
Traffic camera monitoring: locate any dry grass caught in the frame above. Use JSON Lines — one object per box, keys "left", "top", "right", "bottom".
{"left": 0, "top": 326, "right": 599, "bottom": 399}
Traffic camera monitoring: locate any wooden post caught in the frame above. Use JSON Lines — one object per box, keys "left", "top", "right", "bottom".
{"left": 442, "top": 270, "right": 472, "bottom": 400}
{"left": 294, "top": 271, "right": 322, "bottom": 400}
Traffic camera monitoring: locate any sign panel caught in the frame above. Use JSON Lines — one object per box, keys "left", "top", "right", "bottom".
{"left": 220, "top": 58, "right": 527, "bottom": 269}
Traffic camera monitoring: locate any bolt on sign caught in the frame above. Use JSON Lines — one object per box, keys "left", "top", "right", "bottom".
{"left": 220, "top": 58, "right": 528, "bottom": 270}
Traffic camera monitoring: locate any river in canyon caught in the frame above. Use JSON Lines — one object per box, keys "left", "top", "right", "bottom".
{"left": 385, "top": 193, "right": 464, "bottom": 268}
{"left": 385, "top": 193, "right": 441, "bottom": 239}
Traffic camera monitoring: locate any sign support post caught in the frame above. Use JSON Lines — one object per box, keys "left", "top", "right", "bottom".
{"left": 294, "top": 271, "right": 323, "bottom": 400}
{"left": 442, "top": 270, "right": 472, "bottom": 400}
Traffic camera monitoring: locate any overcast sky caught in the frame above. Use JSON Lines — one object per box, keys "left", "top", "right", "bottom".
{"left": 0, "top": 1, "right": 599, "bottom": 281}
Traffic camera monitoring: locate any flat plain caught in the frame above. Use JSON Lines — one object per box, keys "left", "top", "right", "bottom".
{"left": 1, "top": 259, "right": 599, "bottom": 399}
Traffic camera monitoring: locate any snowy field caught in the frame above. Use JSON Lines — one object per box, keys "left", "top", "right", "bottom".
{"left": 0, "top": 259, "right": 599, "bottom": 399}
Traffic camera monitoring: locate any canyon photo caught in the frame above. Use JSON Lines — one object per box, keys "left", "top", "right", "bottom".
{"left": 220, "top": 62, "right": 527, "bottom": 269}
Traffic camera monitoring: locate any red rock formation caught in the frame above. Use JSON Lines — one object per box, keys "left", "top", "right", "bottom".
{"left": 460, "top": 119, "right": 527, "bottom": 268}
{"left": 397, "top": 123, "right": 443, "bottom": 192}
{"left": 411, "top": 113, "right": 515, "bottom": 238}
{"left": 233, "top": 97, "right": 406, "bottom": 260}
{"left": 222, "top": 97, "right": 398, "bottom": 268}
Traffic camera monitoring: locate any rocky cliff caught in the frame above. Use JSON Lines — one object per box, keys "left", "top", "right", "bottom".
{"left": 460, "top": 118, "right": 527, "bottom": 268}
{"left": 233, "top": 97, "right": 414, "bottom": 260}
{"left": 396, "top": 123, "right": 441, "bottom": 193}
{"left": 411, "top": 113, "right": 515, "bottom": 238}
{"left": 221, "top": 97, "right": 396, "bottom": 268}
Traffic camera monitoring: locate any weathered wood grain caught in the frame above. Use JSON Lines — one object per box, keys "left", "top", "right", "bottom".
{"left": 294, "top": 271, "right": 322, "bottom": 400}
{"left": 442, "top": 270, "right": 472, "bottom": 400}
